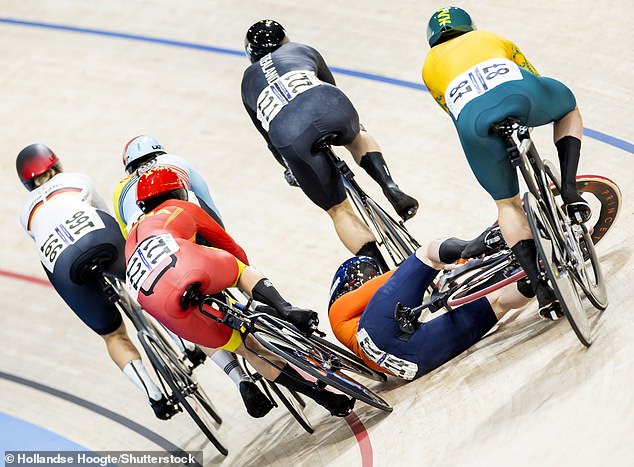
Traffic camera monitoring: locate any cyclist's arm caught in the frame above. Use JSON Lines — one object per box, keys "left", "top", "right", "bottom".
{"left": 421, "top": 53, "right": 451, "bottom": 115}
{"left": 112, "top": 177, "right": 132, "bottom": 237}
{"left": 309, "top": 46, "right": 337, "bottom": 85}
{"left": 242, "top": 97, "right": 288, "bottom": 169}
{"left": 181, "top": 200, "right": 249, "bottom": 265}
{"left": 508, "top": 41, "right": 539, "bottom": 75}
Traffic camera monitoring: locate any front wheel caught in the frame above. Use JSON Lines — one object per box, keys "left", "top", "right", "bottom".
{"left": 524, "top": 192, "right": 592, "bottom": 347}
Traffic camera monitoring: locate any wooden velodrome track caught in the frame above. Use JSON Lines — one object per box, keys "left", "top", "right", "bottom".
{"left": 1, "top": 1, "right": 633, "bottom": 466}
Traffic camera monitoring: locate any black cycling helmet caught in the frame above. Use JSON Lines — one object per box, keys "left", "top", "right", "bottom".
{"left": 244, "top": 19, "right": 289, "bottom": 63}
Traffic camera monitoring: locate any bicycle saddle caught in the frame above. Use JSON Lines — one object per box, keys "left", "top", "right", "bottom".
{"left": 69, "top": 244, "right": 119, "bottom": 285}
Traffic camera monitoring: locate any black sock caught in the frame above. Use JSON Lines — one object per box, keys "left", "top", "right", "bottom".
{"left": 555, "top": 136, "right": 582, "bottom": 201}
{"left": 438, "top": 237, "right": 469, "bottom": 263}
{"left": 510, "top": 240, "right": 541, "bottom": 294}
{"left": 274, "top": 365, "right": 333, "bottom": 407}
{"left": 359, "top": 152, "right": 397, "bottom": 190}
{"left": 356, "top": 241, "right": 389, "bottom": 272}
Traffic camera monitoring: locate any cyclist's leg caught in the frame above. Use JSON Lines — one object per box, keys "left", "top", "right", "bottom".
{"left": 345, "top": 129, "right": 418, "bottom": 220}
{"left": 457, "top": 91, "right": 559, "bottom": 317}
{"left": 275, "top": 123, "right": 387, "bottom": 267}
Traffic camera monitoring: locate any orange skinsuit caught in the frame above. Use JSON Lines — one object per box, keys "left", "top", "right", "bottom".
{"left": 328, "top": 270, "right": 396, "bottom": 375}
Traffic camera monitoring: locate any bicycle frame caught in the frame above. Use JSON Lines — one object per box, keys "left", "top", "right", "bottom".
{"left": 321, "top": 142, "right": 420, "bottom": 266}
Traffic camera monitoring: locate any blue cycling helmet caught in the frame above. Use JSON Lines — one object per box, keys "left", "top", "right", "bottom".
{"left": 426, "top": 6, "right": 476, "bottom": 47}
{"left": 328, "top": 256, "right": 382, "bottom": 308}
{"left": 244, "top": 19, "right": 290, "bottom": 63}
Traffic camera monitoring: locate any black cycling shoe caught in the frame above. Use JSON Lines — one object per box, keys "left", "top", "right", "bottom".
{"left": 150, "top": 395, "right": 179, "bottom": 420}
{"left": 384, "top": 186, "right": 419, "bottom": 221}
{"left": 184, "top": 346, "right": 207, "bottom": 369}
{"left": 321, "top": 392, "right": 356, "bottom": 417}
{"left": 562, "top": 192, "right": 592, "bottom": 224}
{"left": 536, "top": 282, "right": 563, "bottom": 320}
{"left": 239, "top": 381, "right": 274, "bottom": 418}
{"left": 461, "top": 225, "right": 505, "bottom": 259}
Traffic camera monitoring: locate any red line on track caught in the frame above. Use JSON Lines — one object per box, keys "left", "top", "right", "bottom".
{"left": 345, "top": 411, "right": 373, "bottom": 467}
{"left": 0, "top": 269, "right": 50, "bottom": 287}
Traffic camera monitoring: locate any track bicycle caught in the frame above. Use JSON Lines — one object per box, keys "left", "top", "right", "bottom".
{"left": 395, "top": 172, "right": 621, "bottom": 334}
{"left": 491, "top": 118, "right": 614, "bottom": 346}
{"left": 69, "top": 247, "right": 229, "bottom": 456}
{"left": 181, "top": 285, "right": 393, "bottom": 413}
{"left": 315, "top": 136, "right": 421, "bottom": 268}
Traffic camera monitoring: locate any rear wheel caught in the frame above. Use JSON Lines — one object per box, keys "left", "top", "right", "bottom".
{"left": 139, "top": 331, "right": 228, "bottom": 455}
{"left": 267, "top": 381, "right": 314, "bottom": 434}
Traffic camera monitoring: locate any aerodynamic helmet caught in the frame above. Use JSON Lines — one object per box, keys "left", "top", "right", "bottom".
{"left": 122, "top": 135, "right": 167, "bottom": 175}
{"left": 328, "top": 256, "right": 382, "bottom": 308}
{"left": 136, "top": 166, "right": 188, "bottom": 213}
{"left": 244, "top": 19, "right": 289, "bottom": 63}
{"left": 427, "top": 6, "right": 476, "bottom": 47}
{"left": 16, "top": 143, "right": 63, "bottom": 191}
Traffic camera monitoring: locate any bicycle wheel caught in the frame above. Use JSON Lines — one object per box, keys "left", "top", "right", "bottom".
{"left": 266, "top": 381, "right": 314, "bottom": 434}
{"left": 542, "top": 163, "right": 608, "bottom": 310}
{"left": 251, "top": 325, "right": 392, "bottom": 412}
{"left": 524, "top": 192, "right": 592, "bottom": 347}
{"left": 308, "top": 334, "right": 387, "bottom": 382}
{"left": 445, "top": 252, "right": 525, "bottom": 307}
{"left": 543, "top": 164, "right": 621, "bottom": 246}
{"left": 139, "top": 331, "right": 229, "bottom": 455}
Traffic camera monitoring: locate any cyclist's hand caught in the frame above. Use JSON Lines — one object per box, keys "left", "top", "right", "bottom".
{"left": 284, "top": 169, "right": 300, "bottom": 187}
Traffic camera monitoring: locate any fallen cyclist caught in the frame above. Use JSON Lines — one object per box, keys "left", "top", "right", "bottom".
{"left": 328, "top": 235, "right": 532, "bottom": 380}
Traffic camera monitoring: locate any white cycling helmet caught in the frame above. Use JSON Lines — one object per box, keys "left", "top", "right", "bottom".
{"left": 122, "top": 135, "right": 167, "bottom": 174}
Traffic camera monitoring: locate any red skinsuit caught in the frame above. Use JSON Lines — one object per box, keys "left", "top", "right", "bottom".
{"left": 125, "top": 200, "right": 249, "bottom": 348}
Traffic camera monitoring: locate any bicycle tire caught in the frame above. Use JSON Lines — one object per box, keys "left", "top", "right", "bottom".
{"left": 445, "top": 253, "right": 525, "bottom": 307}
{"left": 139, "top": 331, "right": 229, "bottom": 455}
{"left": 267, "top": 381, "right": 314, "bottom": 433}
{"left": 524, "top": 192, "right": 592, "bottom": 347}
{"left": 251, "top": 326, "right": 392, "bottom": 412}
{"left": 541, "top": 163, "right": 608, "bottom": 310}
{"left": 308, "top": 334, "right": 387, "bottom": 382}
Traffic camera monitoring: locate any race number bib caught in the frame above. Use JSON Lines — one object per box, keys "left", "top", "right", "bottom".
{"left": 126, "top": 234, "right": 179, "bottom": 301}
{"left": 356, "top": 328, "right": 418, "bottom": 380}
{"left": 256, "top": 70, "right": 322, "bottom": 131}
{"left": 445, "top": 58, "right": 523, "bottom": 119}
{"left": 39, "top": 210, "right": 105, "bottom": 272}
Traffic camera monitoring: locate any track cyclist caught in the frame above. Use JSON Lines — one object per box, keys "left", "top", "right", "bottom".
{"left": 422, "top": 6, "right": 591, "bottom": 319}
{"left": 241, "top": 19, "right": 418, "bottom": 271}
{"left": 328, "top": 239, "right": 532, "bottom": 380}
{"left": 114, "top": 134, "right": 273, "bottom": 418}
{"left": 17, "top": 143, "right": 177, "bottom": 420}
{"left": 125, "top": 167, "right": 356, "bottom": 417}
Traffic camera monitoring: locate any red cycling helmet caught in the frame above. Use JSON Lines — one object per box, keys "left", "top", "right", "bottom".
{"left": 136, "top": 166, "right": 188, "bottom": 213}
{"left": 16, "top": 143, "right": 63, "bottom": 191}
